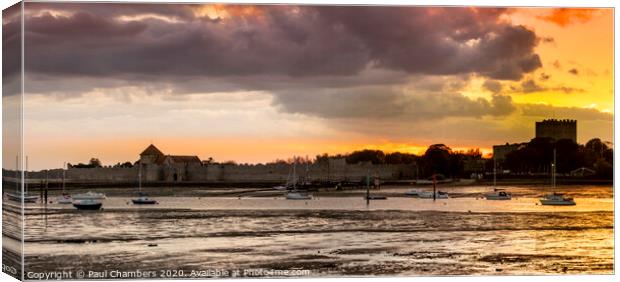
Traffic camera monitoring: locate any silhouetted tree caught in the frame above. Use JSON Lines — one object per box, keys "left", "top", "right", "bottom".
{"left": 346, "top": 149, "right": 385, "bottom": 164}
{"left": 423, "top": 144, "right": 452, "bottom": 177}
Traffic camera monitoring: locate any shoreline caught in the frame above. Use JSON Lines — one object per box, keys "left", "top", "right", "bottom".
{"left": 4, "top": 178, "right": 613, "bottom": 190}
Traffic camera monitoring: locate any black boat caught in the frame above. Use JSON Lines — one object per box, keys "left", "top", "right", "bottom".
{"left": 365, "top": 195, "right": 387, "bottom": 200}
{"left": 132, "top": 192, "right": 157, "bottom": 205}
{"left": 73, "top": 199, "right": 103, "bottom": 210}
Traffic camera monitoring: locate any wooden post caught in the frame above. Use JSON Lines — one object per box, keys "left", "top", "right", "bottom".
{"left": 432, "top": 174, "right": 437, "bottom": 201}
{"left": 366, "top": 170, "right": 370, "bottom": 205}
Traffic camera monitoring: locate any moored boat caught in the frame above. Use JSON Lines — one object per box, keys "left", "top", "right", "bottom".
{"left": 365, "top": 195, "right": 387, "bottom": 200}
{"left": 8, "top": 156, "right": 39, "bottom": 203}
{"left": 73, "top": 199, "right": 103, "bottom": 210}
{"left": 57, "top": 162, "right": 72, "bottom": 204}
{"left": 485, "top": 190, "right": 512, "bottom": 200}
{"left": 132, "top": 162, "right": 158, "bottom": 204}
{"left": 284, "top": 158, "right": 312, "bottom": 200}
{"left": 132, "top": 192, "right": 158, "bottom": 205}
{"left": 540, "top": 193, "right": 576, "bottom": 206}
{"left": 57, "top": 193, "right": 73, "bottom": 204}
{"left": 73, "top": 191, "right": 106, "bottom": 200}
{"left": 418, "top": 191, "right": 449, "bottom": 199}
{"left": 539, "top": 149, "right": 576, "bottom": 206}
{"left": 404, "top": 190, "right": 420, "bottom": 197}
{"left": 286, "top": 191, "right": 312, "bottom": 200}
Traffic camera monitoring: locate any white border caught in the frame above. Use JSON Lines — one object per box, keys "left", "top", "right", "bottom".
{"left": 0, "top": 1, "right": 617, "bottom": 282}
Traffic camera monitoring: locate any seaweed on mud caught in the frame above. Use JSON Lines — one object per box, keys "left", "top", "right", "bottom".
{"left": 330, "top": 247, "right": 397, "bottom": 255}
{"left": 196, "top": 248, "right": 254, "bottom": 253}
{"left": 478, "top": 253, "right": 581, "bottom": 264}
{"left": 392, "top": 251, "right": 476, "bottom": 260}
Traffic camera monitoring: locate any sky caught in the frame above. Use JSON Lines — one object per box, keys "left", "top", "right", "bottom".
{"left": 1, "top": 3, "right": 614, "bottom": 170}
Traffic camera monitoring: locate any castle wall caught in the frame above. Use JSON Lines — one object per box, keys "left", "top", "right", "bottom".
{"left": 58, "top": 161, "right": 416, "bottom": 183}
{"left": 66, "top": 167, "right": 139, "bottom": 182}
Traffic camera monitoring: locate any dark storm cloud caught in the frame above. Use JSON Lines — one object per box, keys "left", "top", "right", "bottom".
{"left": 521, "top": 79, "right": 545, "bottom": 93}
{"left": 482, "top": 80, "right": 502, "bottom": 93}
{"left": 521, "top": 104, "right": 612, "bottom": 121}
{"left": 272, "top": 86, "right": 516, "bottom": 121}
{"left": 17, "top": 4, "right": 543, "bottom": 83}
{"left": 2, "top": 3, "right": 21, "bottom": 96}
{"left": 10, "top": 3, "right": 554, "bottom": 126}
{"left": 514, "top": 78, "right": 585, "bottom": 95}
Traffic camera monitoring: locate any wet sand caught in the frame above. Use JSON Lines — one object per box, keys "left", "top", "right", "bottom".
{"left": 4, "top": 185, "right": 614, "bottom": 278}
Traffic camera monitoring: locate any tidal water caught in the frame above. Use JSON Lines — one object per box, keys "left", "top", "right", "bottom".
{"left": 4, "top": 185, "right": 614, "bottom": 277}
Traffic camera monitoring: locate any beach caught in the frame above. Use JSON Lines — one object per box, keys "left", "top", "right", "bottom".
{"left": 3, "top": 184, "right": 614, "bottom": 278}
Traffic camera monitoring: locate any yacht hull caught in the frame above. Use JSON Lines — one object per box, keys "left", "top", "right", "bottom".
{"left": 540, "top": 199, "right": 576, "bottom": 206}
{"left": 73, "top": 202, "right": 102, "bottom": 210}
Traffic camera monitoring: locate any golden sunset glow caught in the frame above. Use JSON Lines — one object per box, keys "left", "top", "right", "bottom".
{"left": 4, "top": 4, "right": 612, "bottom": 170}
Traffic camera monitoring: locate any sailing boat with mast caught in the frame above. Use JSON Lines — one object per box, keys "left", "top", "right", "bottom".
{"left": 286, "top": 157, "right": 312, "bottom": 200}
{"left": 273, "top": 163, "right": 293, "bottom": 190}
{"left": 485, "top": 153, "right": 511, "bottom": 200}
{"left": 540, "top": 149, "right": 575, "bottom": 206}
{"left": 7, "top": 156, "right": 39, "bottom": 203}
{"left": 57, "top": 162, "right": 72, "bottom": 204}
{"left": 365, "top": 171, "right": 386, "bottom": 201}
{"left": 132, "top": 162, "right": 157, "bottom": 204}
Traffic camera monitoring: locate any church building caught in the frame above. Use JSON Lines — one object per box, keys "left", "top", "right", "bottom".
{"left": 139, "top": 144, "right": 202, "bottom": 181}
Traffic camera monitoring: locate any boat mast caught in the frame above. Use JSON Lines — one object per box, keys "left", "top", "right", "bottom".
{"left": 292, "top": 157, "right": 296, "bottom": 191}
{"left": 366, "top": 170, "right": 370, "bottom": 205}
{"left": 552, "top": 148, "right": 556, "bottom": 190}
{"left": 25, "top": 156, "right": 29, "bottom": 196}
{"left": 15, "top": 155, "right": 19, "bottom": 194}
{"left": 493, "top": 154, "right": 497, "bottom": 189}
{"left": 138, "top": 162, "right": 142, "bottom": 192}
{"left": 62, "top": 162, "right": 66, "bottom": 193}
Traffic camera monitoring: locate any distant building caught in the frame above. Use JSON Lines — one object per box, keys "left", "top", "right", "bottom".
{"left": 570, "top": 167, "right": 596, "bottom": 177}
{"left": 535, "top": 119, "right": 577, "bottom": 142}
{"left": 493, "top": 143, "right": 526, "bottom": 162}
{"left": 139, "top": 144, "right": 202, "bottom": 181}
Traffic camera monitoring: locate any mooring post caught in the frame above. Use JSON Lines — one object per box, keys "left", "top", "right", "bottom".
{"left": 433, "top": 174, "right": 437, "bottom": 202}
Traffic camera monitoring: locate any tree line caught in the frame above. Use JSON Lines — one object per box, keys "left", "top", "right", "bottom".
{"left": 312, "top": 138, "right": 613, "bottom": 179}
{"left": 503, "top": 138, "right": 613, "bottom": 178}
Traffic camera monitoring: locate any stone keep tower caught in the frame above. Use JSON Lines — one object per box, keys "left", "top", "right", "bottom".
{"left": 535, "top": 119, "right": 577, "bottom": 143}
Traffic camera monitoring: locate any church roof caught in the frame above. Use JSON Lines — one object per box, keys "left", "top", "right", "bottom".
{"left": 165, "top": 155, "right": 202, "bottom": 164}
{"left": 140, "top": 144, "right": 164, "bottom": 156}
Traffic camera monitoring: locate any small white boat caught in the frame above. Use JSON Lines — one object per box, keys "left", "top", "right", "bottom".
{"left": 284, "top": 158, "right": 312, "bottom": 200}
{"left": 72, "top": 199, "right": 103, "bottom": 210}
{"left": 57, "top": 193, "right": 73, "bottom": 204}
{"left": 7, "top": 157, "right": 39, "bottom": 203}
{"left": 418, "top": 191, "right": 449, "bottom": 199}
{"left": 286, "top": 191, "right": 312, "bottom": 200}
{"left": 57, "top": 162, "right": 72, "bottom": 204}
{"left": 404, "top": 190, "right": 420, "bottom": 196}
{"left": 72, "top": 191, "right": 106, "bottom": 200}
{"left": 132, "top": 192, "right": 157, "bottom": 205}
{"left": 540, "top": 193, "right": 576, "bottom": 206}
{"left": 132, "top": 164, "right": 157, "bottom": 204}
{"left": 539, "top": 150, "right": 576, "bottom": 206}
{"left": 485, "top": 190, "right": 512, "bottom": 200}
{"left": 273, "top": 185, "right": 289, "bottom": 191}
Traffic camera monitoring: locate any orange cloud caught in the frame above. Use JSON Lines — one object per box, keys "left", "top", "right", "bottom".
{"left": 537, "top": 8, "right": 597, "bottom": 27}
{"left": 193, "top": 4, "right": 265, "bottom": 20}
